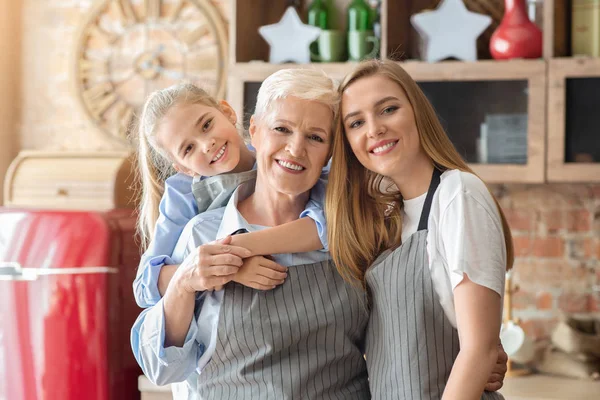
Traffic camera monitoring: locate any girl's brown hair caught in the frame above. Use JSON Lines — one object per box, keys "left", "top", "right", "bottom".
{"left": 326, "top": 59, "right": 514, "bottom": 287}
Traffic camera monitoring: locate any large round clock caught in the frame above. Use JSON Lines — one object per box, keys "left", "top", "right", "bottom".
{"left": 73, "top": 0, "right": 228, "bottom": 143}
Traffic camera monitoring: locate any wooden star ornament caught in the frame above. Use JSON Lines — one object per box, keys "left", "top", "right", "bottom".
{"left": 410, "top": 0, "right": 492, "bottom": 62}
{"left": 258, "top": 6, "right": 322, "bottom": 64}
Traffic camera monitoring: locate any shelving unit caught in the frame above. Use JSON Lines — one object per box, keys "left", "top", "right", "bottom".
{"left": 226, "top": 0, "right": 600, "bottom": 184}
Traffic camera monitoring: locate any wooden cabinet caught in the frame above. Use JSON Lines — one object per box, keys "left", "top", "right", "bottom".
{"left": 547, "top": 57, "right": 600, "bottom": 182}
{"left": 405, "top": 60, "right": 546, "bottom": 183}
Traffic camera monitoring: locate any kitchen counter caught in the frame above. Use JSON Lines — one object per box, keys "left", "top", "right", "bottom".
{"left": 139, "top": 374, "right": 600, "bottom": 399}
{"left": 500, "top": 374, "right": 600, "bottom": 399}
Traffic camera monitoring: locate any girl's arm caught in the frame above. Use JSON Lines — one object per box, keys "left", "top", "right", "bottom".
{"left": 158, "top": 264, "right": 178, "bottom": 296}
{"left": 442, "top": 274, "right": 503, "bottom": 400}
{"left": 134, "top": 173, "right": 198, "bottom": 308}
{"left": 230, "top": 217, "right": 323, "bottom": 256}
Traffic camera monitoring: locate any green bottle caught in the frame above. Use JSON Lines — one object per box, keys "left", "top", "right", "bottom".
{"left": 347, "top": 0, "right": 371, "bottom": 31}
{"left": 308, "top": 0, "right": 329, "bottom": 29}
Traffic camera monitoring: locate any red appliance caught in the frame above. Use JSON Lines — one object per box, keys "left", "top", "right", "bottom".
{"left": 0, "top": 209, "right": 142, "bottom": 400}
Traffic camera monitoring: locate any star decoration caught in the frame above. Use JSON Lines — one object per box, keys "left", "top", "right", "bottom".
{"left": 410, "top": 0, "right": 492, "bottom": 62}
{"left": 258, "top": 6, "right": 322, "bottom": 64}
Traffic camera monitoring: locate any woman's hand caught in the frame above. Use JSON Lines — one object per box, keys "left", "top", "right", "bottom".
{"left": 485, "top": 342, "right": 508, "bottom": 391}
{"left": 233, "top": 256, "right": 288, "bottom": 290}
{"left": 174, "top": 236, "right": 252, "bottom": 294}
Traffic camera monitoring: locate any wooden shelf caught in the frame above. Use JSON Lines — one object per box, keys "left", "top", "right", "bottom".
{"left": 227, "top": 59, "right": 546, "bottom": 184}
{"left": 229, "top": 59, "right": 545, "bottom": 81}
{"left": 227, "top": 0, "right": 599, "bottom": 183}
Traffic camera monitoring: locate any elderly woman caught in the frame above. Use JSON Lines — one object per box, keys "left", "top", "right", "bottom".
{"left": 131, "top": 69, "right": 370, "bottom": 399}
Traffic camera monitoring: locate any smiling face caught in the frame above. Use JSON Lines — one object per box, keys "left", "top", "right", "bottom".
{"left": 250, "top": 96, "right": 332, "bottom": 197}
{"left": 156, "top": 101, "right": 246, "bottom": 177}
{"left": 341, "top": 74, "right": 429, "bottom": 181}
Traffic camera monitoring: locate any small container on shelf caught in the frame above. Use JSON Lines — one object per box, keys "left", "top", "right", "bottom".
{"left": 571, "top": 0, "right": 600, "bottom": 57}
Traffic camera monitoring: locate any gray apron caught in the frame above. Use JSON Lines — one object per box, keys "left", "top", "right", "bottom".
{"left": 197, "top": 260, "right": 370, "bottom": 399}
{"left": 365, "top": 168, "right": 504, "bottom": 400}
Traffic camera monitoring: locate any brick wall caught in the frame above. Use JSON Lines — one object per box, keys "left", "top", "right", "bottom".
{"left": 11, "top": 1, "right": 600, "bottom": 341}
{"left": 495, "top": 184, "right": 600, "bottom": 340}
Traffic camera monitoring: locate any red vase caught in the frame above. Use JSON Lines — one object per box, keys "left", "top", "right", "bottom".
{"left": 489, "top": 0, "right": 542, "bottom": 59}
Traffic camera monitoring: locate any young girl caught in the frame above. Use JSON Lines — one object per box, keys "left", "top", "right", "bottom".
{"left": 133, "top": 82, "right": 328, "bottom": 309}
{"left": 327, "top": 60, "right": 512, "bottom": 399}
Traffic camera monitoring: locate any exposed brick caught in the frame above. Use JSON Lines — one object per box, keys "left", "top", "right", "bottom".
{"left": 512, "top": 290, "right": 536, "bottom": 310}
{"left": 584, "top": 239, "right": 600, "bottom": 259}
{"left": 515, "top": 260, "right": 588, "bottom": 290}
{"left": 589, "top": 294, "right": 600, "bottom": 313}
{"left": 513, "top": 236, "right": 532, "bottom": 257}
{"left": 504, "top": 209, "right": 534, "bottom": 231}
{"left": 532, "top": 237, "right": 564, "bottom": 258}
{"left": 542, "top": 210, "right": 564, "bottom": 233}
{"left": 520, "top": 318, "right": 559, "bottom": 341}
{"left": 566, "top": 210, "right": 592, "bottom": 232}
{"left": 558, "top": 293, "right": 591, "bottom": 313}
{"left": 536, "top": 292, "right": 554, "bottom": 310}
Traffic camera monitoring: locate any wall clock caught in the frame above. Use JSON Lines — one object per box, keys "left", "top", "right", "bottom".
{"left": 73, "top": 0, "right": 228, "bottom": 143}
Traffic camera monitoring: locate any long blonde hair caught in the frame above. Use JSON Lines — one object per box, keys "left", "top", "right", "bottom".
{"left": 133, "top": 83, "right": 220, "bottom": 250}
{"left": 327, "top": 60, "right": 514, "bottom": 287}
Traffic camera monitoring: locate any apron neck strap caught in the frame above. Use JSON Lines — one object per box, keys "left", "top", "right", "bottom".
{"left": 417, "top": 167, "right": 442, "bottom": 231}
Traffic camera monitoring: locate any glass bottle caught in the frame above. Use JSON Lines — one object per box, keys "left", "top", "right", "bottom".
{"left": 308, "top": 0, "right": 329, "bottom": 29}
{"left": 347, "top": 0, "right": 371, "bottom": 31}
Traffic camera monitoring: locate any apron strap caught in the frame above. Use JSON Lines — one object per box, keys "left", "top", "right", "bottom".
{"left": 417, "top": 167, "right": 442, "bottom": 231}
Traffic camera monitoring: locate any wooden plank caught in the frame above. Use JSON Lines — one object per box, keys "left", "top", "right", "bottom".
{"left": 383, "top": 0, "right": 410, "bottom": 59}
{"left": 233, "top": 0, "right": 288, "bottom": 62}
{"left": 400, "top": 59, "right": 546, "bottom": 81}
{"left": 229, "top": 61, "right": 359, "bottom": 81}
{"left": 543, "top": 0, "right": 555, "bottom": 58}
{"left": 0, "top": 0, "right": 22, "bottom": 205}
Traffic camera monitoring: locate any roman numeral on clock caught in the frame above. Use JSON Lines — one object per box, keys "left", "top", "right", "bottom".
{"left": 83, "top": 83, "right": 118, "bottom": 118}
{"left": 166, "top": 0, "right": 184, "bottom": 23}
{"left": 113, "top": 100, "right": 135, "bottom": 138}
{"left": 115, "top": 0, "right": 138, "bottom": 26}
{"left": 182, "top": 24, "right": 210, "bottom": 46}
{"left": 79, "top": 58, "right": 109, "bottom": 80}
{"left": 145, "top": 0, "right": 161, "bottom": 20}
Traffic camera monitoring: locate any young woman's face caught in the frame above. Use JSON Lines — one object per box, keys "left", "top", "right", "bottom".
{"left": 156, "top": 101, "right": 245, "bottom": 177}
{"left": 341, "top": 74, "right": 423, "bottom": 178}
{"left": 250, "top": 97, "right": 332, "bottom": 197}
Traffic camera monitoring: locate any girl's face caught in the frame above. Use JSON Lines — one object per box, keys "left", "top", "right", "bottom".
{"left": 156, "top": 101, "right": 246, "bottom": 177}
{"left": 341, "top": 74, "right": 425, "bottom": 179}
{"left": 250, "top": 97, "right": 332, "bottom": 197}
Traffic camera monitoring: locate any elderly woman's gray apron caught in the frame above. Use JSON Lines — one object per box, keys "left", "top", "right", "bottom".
{"left": 365, "top": 168, "right": 503, "bottom": 400}
{"left": 197, "top": 260, "right": 370, "bottom": 399}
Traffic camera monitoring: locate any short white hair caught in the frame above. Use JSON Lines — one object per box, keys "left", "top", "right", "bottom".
{"left": 254, "top": 68, "right": 339, "bottom": 126}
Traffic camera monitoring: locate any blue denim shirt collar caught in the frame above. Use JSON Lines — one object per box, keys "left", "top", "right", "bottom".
{"left": 216, "top": 177, "right": 257, "bottom": 240}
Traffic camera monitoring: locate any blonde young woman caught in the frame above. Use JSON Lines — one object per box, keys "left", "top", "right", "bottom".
{"left": 327, "top": 60, "right": 513, "bottom": 400}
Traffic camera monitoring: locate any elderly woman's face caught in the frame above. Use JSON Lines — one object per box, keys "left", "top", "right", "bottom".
{"left": 250, "top": 97, "right": 332, "bottom": 197}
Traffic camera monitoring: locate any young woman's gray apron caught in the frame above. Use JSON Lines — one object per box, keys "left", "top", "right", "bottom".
{"left": 365, "top": 168, "right": 503, "bottom": 400}
{"left": 197, "top": 260, "right": 370, "bottom": 399}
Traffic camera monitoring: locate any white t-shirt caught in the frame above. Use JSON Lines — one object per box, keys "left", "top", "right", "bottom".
{"left": 401, "top": 169, "right": 506, "bottom": 328}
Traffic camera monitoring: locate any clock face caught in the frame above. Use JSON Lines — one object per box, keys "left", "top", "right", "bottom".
{"left": 74, "top": 0, "right": 228, "bottom": 143}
